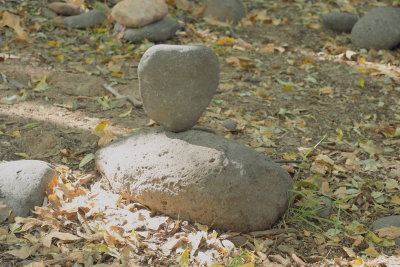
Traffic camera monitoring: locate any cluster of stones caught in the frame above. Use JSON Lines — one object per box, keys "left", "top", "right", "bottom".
{"left": 112, "top": 0, "right": 180, "bottom": 43}
{"left": 47, "top": 2, "right": 107, "bottom": 29}
{"left": 322, "top": 7, "right": 400, "bottom": 49}
{"left": 95, "top": 45, "right": 293, "bottom": 232}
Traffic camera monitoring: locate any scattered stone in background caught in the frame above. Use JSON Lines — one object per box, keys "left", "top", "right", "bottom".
{"left": 371, "top": 215, "right": 400, "bottom": 245}
{"left": 351, "top": 7, "right": 400, "bottom": 49}
{"left": 114, "top": 16, "right": 180, "bottom": 43}
{"left": 222, "top": 118, "right": 238, "bottom": 131}
{"left": 111, "top": 0, "right": 168, "bottom": 28}
{"left": 64, "top": 10, "right": 107, "bottom": 29}
{"left": 48, "top": 2, "right": 83, "bottom": 16}
{"left": 96, "top": 127, "right": 293, "bottom": 232}
{"left": 203, "top": 0, "right": 246, "bottom": 25}
{"left": 138, "top": 45, "right": 219, "bottom": 132}
{"left": 321, "top": 12, "right": 358, "bottom": 33}
{"left": 41, "top": 7, "right": 58, "bottom": 19}
{"left": 0, "top": 160, "right": 55, "bottom": 217}
{"left": 316, "top": 197, "right": 333, "bottom": 217}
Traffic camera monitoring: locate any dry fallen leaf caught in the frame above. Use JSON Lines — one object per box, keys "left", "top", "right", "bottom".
{"left": 376, "top": 226, "right": 400, "bottom": 240}
{"left": 41, "top": 231, "right": 81, "bottom": 247}
{"left": 0, "top": 11, "right": 29, "bottom": 42}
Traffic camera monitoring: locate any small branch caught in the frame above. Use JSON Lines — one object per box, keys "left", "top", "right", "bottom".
{"left": 102, "top": 83, "right": 143, "bottom": 108}
{"left": 274, "top": 160, "right": 303, "bottom": 164}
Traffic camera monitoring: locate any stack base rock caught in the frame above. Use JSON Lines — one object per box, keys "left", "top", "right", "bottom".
{"left": 138, "top": 45, "right": 219, "bottom": 132}
{"left": 95, "top": 127, "right": 293, "bottom": 232}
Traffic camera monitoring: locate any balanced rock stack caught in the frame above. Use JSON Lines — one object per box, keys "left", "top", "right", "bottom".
{"left": 47, "top": 2, "right": 107, "bottom": 29}
{"left": 112, "top": 0, "right": 180, "bottom": 43}
{"left": 95, "top": 45, "right": 293, "bottom": 232}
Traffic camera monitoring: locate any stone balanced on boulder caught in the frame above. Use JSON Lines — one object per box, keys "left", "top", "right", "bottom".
{"left": 95, "top": 44, "right": 293, "bottom": 232}
{"left": 139, "top": 45, "right": 219, "bottom": 132}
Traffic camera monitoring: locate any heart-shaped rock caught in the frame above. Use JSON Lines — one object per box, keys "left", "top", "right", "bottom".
{"left": 138, "top": 45, "right": 219, "bottom": 132}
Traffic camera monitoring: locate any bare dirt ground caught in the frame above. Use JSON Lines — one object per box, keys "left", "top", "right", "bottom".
{"left": 0, "top": 0, "right": 399, "bottom": 266}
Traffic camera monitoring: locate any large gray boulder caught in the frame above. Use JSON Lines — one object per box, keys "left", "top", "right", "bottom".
{"left": 322, "top": 12, "right": 358, "bottom": 33}
{"left": 138, "top": 45, "right": 219, "bottom": 132}
{"left": 351, "top": 7, "right": 400, "bottom": 49}
{"left": 0, "top": 160, "right": 55, "bottom": 217}
{"left": 204, "top": 0, "right": 246, "bottom": 25}
{"left": 114, "top": 16, "right": 180, "bottom": 43}
{"left": 95, "top": 127, "right": 293, "bottom": 232}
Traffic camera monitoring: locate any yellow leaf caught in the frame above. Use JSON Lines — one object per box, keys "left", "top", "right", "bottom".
{"left": 94, "top": 121, "right": 109, "bottom": 133}
{"left": 358, "top": 57, "right": 366, "bottom": 64}
{"left": 11, "top": 130, "right": 21, "bottom": 138}
{"left": 390, "top": 195, "right": 400, "bottom": 204}
{"left": 111, "top": 71, "right": 124, "bottom": 78}
{"left": 336, "top": 128, "right": 343, "bottom": 141}
{"left": 320, "top": 86, "right": 333, "bottom": 95}
{"left": 15, "top": 152, "right": 29, "bottom": 159}
{"left": 350, "top": 257, "right": 363, "bottom": 266}
{"left": 46, "top": 41, "right": 60, "bottom": 47}
{"left": 356, "top": 77, "right": 365, "bottom": 88}
{"left": 306, "top": 22, "right": 320, "bottom": 29}
{"left": 356, "top": 67, "right": 380, "bottom": 74}
{"left": 179, "top": 249, "right": 189, "bottom": 267}
{"left": 85, "top": 57, "right": 95, "bottom": 64}
{"left": 33, "top": 75, "right": 49, "bottom": 92}
{"left": 216, "top": 36, "right": 235, "bottom": 45}
{"left": 239, "top": 262, "right": 255, "bottom": 267}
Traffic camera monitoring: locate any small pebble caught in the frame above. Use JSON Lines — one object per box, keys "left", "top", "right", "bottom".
{"left": 222, "top": 119, "right": 237, "bottom": 131}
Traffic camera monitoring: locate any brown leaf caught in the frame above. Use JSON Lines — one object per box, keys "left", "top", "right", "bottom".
{"left": 0, "top": 11, "right": 29, "bottom": 42}
{"left": 41, "top": 231, "right": 81, "bottom": 247}
{"left": 376, "top": 226, "right": 400, "bottom": 240}
{"left": 6, "top": 244, "right": 41, "bottom": 259}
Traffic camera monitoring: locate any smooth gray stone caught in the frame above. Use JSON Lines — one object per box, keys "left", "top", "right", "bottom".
{"left": 114, "top": 16, "right": 180, "bottom": 43}
{"left": 222, "top": 119, "right": 237, "bottom": 131}
{"left": 64, "top": 10, "right": 107, "bottom": 29}
{"left": 0, "top": 160, "right": 55, "bottom": 217}
{"left": 351, "top": 7, "right": 400, "bottom": 49}
{"left": 204, "top": 0, "right": 246, "bottom": 24}
{"left": 322, "top": 12, "right": 358, "bottom": 32}
{"left": 371, "top": 215, "right": 400, "bottom": 245}
{"left": 96, "top": 127, "right": 293, "bottom": 232}
{"left": 138, "top": 44, "right": 219, "bottom": 132}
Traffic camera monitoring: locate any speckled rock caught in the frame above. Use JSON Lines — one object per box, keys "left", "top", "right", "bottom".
{"left": 351, "top": 7, "right": 400, "bottom": 49}
{"left": 114, "top": 16, "right": 180, "bottom": 43}
{"left": 111, "top": 0, "right": 168, "bottom": 28}
{"left": 64, "top": 10, "right": 107, "bottom": 29}
{"left": 204, "top": 0, "right": 246, "bottom": 24}
{"left": 138, "top": 44, "right": 219, "bottom": 132}
{"left": 0, "top": 160, "right": 55, "bottom": 217}
{"left": 322, "top": 12, "right": 358, "bottom": 32}
{"left": 95, "top": 127, "right": 293, "bottom": 232}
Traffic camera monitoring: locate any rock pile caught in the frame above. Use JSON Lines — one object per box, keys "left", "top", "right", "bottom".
{"left": 111, "top": 0, "right": 180, "bottom": 43}
{"left": 48, "top": 2, "right": 107, "bottom": 29}
{"left": 96, "top": 44, "right": 293, "bottom": 232}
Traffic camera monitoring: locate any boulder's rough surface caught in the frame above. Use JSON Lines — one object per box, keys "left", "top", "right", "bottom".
{"left": 114, "top": 16, "right": 180, "bottom": 43}
{"left": 111, "top": 0, "right": 168, "bottom": 28}
{"left": 351, "top": 7, "right": 400, "bottom": 49}
{"left": 48, "top": 2, "right": 82, "bottom": 16}
{"left": 371, "top": 215, "right": 400, "bottom": 245}
{"left": 95, "top": 128, "right": 293, "bottom": 232}
{"left": 64, "top": 10, "right": 107, "bottom": 29}
{"left": 204, "top": 0, "right": 246, "bottom": 24}
{"left": 0, "top": 160, "right": 55, "bottom": 217}
{"left": 138, "top": 45, "right": 219, "bottom": 132}
{"left": 322, "top": 12, "right": 358, "bottom": 32}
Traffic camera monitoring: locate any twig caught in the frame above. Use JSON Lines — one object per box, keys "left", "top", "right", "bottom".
{"left": 274, "top": 160, "right": 303, "bottom": 164}
{"left": 249, "top": 228, "right": 297, "bottom": 237}
{"left": 102, "top": 83, "right": 143, "bottom": 108}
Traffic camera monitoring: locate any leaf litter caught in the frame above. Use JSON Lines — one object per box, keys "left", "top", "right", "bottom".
{"left": 0, "top": 0, "right": 400, "bottom": 266}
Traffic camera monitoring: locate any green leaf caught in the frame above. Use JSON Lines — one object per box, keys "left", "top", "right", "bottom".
{"left": 79, "top": 153, "right": 95, "bottom": 168}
